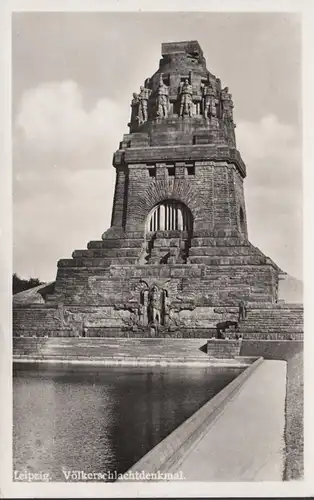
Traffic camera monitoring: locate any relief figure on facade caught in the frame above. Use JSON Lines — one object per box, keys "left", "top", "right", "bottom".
{"left": 137, "top": 284, "right": 171, "bottom": 331}
{"left": 138, "top": 86, "right": 152, "bottom": 123}
{"left": 57, "top": 305, "right": 84, "bottom": 337}
{"left": 179, "top": 78, "right": 193, "bottom": 117}
{"left": 156, "top": 74, "right": 169, "bottom": 118}
{"left": 138, "top": 288, "right": 149, "bottom": 326}
{"left": 148, "top": 285, "right": 161, "bottom": 326}
{"left": 162, "top": 289, "right": 171, "bottom": 326}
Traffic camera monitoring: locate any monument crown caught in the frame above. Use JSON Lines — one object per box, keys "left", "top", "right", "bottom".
{"left": 124, "top": 40, "right": 238, "bottom": 163}
{"left": 161, "top": 40, "right": 204, "bottom": 56}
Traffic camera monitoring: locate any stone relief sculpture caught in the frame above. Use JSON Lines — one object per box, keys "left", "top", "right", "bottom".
{"left": 139, "top": 288, "right": 149, "bottom": 326}
{"left": 56, "top": 305, "right": 84, "bottom": 337}
{"left": 138, "top": 86, "right": 152, "bottom": 123}
{"left": 179, "top": 78, "right": 193, "bottom": 117}
{"left": 163, "top": 289, "right": 171, "bottom": 326}
{"left": 136, "top": 282, "right": 172, "bottom": 333}
{"left": 148, "top": 285, "right": 162, "bottom": 326}
{"left": 156, "top": 74, "right": 169, "bottom": 118}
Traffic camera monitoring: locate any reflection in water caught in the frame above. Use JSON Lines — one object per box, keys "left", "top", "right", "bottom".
{"left": 13, "top": 364, "right": 243, "bottom": 481}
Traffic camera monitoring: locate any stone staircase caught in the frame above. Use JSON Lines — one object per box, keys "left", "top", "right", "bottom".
{"left": 13, "top": 304, "right": 70, "bottom": 337}
{"left": 238, "top": 304, "right": 303, "bottom": 340}
{"left": 144, "top": 233, "right": 190, "bottom": 264}
{"left": 59, "top": 237, "right": 145, "bottom": 268}
{"left": 189, "top": 238, "right": 272, "bottom": 266}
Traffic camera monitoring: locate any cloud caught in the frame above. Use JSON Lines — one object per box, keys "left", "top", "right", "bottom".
{"left": 13, "top": 168, "right": 116, "bottom": 281}
{"left": 236, "top": 114, "right": 302, "bottom": 278}
{"left": 13, "top": 80, "right": 122, "bottom": 280}
{"left": 15, "top": 80, "right": 127, "bottom": 170}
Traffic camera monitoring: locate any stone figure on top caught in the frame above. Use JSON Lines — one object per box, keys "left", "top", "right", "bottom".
{"left": 220, "top": 87, "right": 234, "bottom": 124}
{"left": 156, "top": 74, "right": 169, "bottom": 118}
{"left": 202, "top": 82, "right": 217, "bottom": 119}
{"left": 138, "top": 86, "right": 152, "bottom": 123}
{"left": 179, "top": 78, "right": 193, "bottom": 117}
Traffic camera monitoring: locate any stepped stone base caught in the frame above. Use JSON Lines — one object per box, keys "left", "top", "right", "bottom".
{"left": 13, "top": 231, "right": 289, "bottom": 339}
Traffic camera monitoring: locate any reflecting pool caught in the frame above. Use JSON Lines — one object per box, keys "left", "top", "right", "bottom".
{"left": 13, "top": 364, "right": 244, "bottom": 481}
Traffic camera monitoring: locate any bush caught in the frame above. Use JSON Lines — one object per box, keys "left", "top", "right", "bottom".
{"left": 13, "top": 273, "right": 44, "bottom": 295}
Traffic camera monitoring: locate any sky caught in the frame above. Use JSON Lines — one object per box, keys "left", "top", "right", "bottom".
{"left": 12, "top": 12, "right": 302, "bottom": 282}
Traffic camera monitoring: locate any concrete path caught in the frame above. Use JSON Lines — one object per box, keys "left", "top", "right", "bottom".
{"left": 169, "top": 360, "right": 287, "bottom": 481}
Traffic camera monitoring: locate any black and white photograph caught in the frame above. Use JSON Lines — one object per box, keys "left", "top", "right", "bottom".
{"left": 0, "top": 2, "right": 313, "bottom": 498}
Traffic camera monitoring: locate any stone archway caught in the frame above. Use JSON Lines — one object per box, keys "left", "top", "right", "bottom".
{"left": 146, "top": 199, "right": 193, "bottom": 233}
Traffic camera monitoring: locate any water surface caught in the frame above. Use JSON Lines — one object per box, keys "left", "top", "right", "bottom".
{"left": 13, "top": 364, "right": 243, "bottom": 481}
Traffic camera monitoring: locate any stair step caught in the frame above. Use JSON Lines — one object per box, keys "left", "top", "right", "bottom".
{"left": 72, "top": 248, "right": 140, "bottom": 258}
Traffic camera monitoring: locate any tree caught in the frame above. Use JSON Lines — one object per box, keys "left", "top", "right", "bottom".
{"left": 13, "top": 273, "right": 44, "bottom": 295}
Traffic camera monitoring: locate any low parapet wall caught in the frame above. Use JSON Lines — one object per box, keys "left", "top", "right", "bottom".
{"left": 119, "top": 357, "right": 263, "bottom": 480}
{"left": 207, "top": 339, "right": 242, "bottom": 358}
{"left": 240, "top": 339, "right": 303, "bottom": 360}
{"left": 13, "top": 337, "right": 252, "bottom": 368}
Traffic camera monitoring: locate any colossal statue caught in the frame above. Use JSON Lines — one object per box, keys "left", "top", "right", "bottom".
{"left": 202, "top": 83, "right": 217, "bottom": 118}
{"left": 130, "top": 92, "right": 140, "bottom": 123}
{"left": 156, "top": 74, "right": 169, "bottom": 118}
{"left": 138, "top": 86, "right": 151, "bottom": 123}
{"left": 179, "top": 78, "right": 193, "bottom": 117}
{"left": 220, "top": 86, "right": 234, "bottom": 123}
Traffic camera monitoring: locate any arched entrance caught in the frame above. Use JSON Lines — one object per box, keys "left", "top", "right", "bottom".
{"left": 146, "top": 200, "right": 193, "bottom": 233}
{"left": 142, "top": 200, "right": 193, "bottom": 265}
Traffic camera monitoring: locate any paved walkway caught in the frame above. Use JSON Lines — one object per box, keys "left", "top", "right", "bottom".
{"left": 169, "top": 360, "right": 287, "bottom": 481}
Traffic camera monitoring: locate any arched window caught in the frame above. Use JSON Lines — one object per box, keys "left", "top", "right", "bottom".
{"left": 147, "top": 200, "right": 193, "bottom": 232}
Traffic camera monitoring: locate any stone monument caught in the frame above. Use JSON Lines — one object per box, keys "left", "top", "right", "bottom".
{"left": 14, "top": 41, "right": 290, "bottom": 339}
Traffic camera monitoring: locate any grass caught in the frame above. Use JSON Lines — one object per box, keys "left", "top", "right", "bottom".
{"left": 284, "top": 349, "right": 304, "bottom": 480}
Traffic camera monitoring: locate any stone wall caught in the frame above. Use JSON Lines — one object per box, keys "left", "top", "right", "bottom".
{"left": 207, "top": 339, "right": 242, "bottom": 358}
{"left": 13, "top": 301, "right": 303, "bottom": 340}
{"left": 49, "top": 261, "right": 278, "bottom": 306}
{"left": 240, "top": 339, "right": 303, "bottom": 360}
{"left": 110, "top": 161, "right": 246, "bottom": 234}
{"left": 13, "top": 305, "right": 70, "bottom": 337}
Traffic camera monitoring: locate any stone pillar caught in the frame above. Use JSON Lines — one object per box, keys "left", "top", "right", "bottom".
{"left": 160, "top": 204, "right": 165, "bottom": 230}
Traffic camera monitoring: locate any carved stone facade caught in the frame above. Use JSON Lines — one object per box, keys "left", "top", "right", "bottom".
{"left": 14, "top": 40, "right": 287, "bottom": 338}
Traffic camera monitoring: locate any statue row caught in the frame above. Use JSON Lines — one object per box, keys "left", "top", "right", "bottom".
{"left": 130, "top": 74, "right": 234, "bottom": 124}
